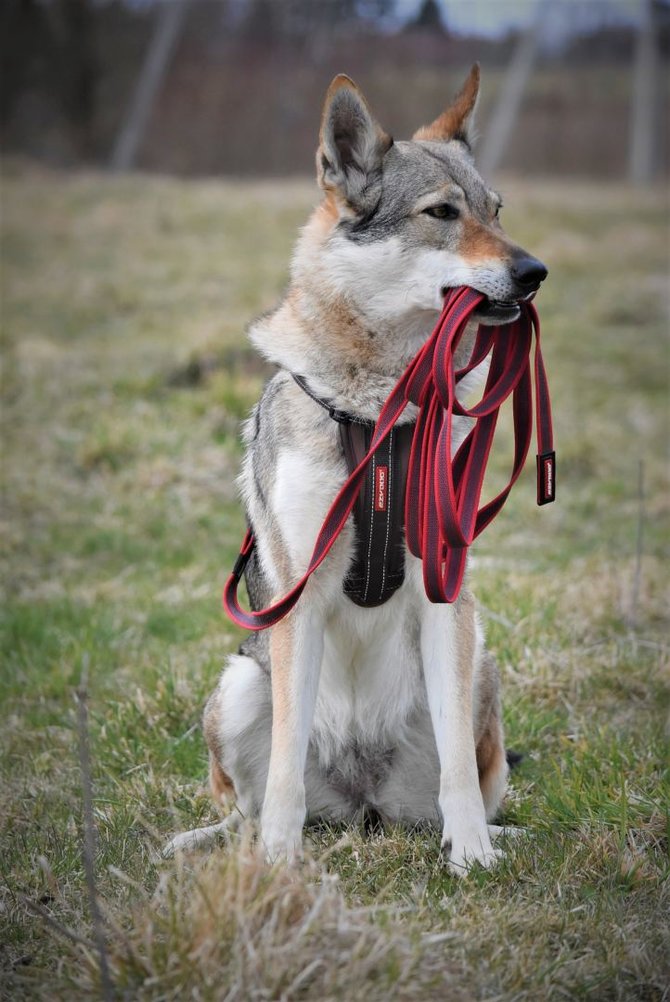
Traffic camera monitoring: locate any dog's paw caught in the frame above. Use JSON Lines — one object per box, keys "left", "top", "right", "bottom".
{"left": 260, "top": 796, "right": 305, "bottom": 864}
{"left": 163, "top": 816, "right": 240, "bottom": 858}
{"left": 445, "top": 841, "right": 504, "bottom": 877}
{"left": 441, "top": 819, "right": 504, "bottom": 876}
{"left": 260, "top": 816, "right": 304, "bottom": 865}
{"left": 261, "top": 828, "right": 303, "bottom": 865}
{"left": 163, "top": 829, "right": 202, "bottom": 858}
{"left": 487, "top": 823, "right": 530, "bottom": 842}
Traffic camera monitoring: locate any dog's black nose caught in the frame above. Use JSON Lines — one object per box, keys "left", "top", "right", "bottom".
{"left": 511, "top": 256, "right": 548, "bottom": 288}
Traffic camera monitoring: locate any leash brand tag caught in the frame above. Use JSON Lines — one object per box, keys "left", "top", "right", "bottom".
{"left": 537, "top": 451, "right": 556, "bottom": 506}
{"left": 374, "top": 465, "right": 389, "bottom": 512}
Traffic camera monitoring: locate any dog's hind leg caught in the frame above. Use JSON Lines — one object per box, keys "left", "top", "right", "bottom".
{"left": 203, "top": 688, "right": 236, "bottom": 806}
{"left": 207, "top": 652, "right": 273, "bottom": 819}
{"left": 163, "top": 652, "right": 272, "bottom": 857}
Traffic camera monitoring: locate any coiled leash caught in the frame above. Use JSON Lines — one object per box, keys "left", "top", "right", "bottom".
{"left": 223, "top": 286, "right": 555, "bottom": 630}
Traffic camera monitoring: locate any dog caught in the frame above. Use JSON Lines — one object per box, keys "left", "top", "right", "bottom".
{"left": 166, "top": 66, "right": 547, "bottom": 874}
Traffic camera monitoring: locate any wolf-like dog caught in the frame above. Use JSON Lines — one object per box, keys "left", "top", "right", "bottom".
{"left": 167, "top": 67, "right": 547, "bottom": 873}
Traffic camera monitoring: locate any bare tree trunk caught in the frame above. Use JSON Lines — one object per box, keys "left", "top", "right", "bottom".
{"left": 110, "top": 0, "right": 186, "bottom": 172}
{"left": 59, "top": 0, "right": 98, "bottom": 161}
{"left": 629, "top": 0, "right": 660, "bottom": 184}
{"left": 479, "top": 13, "right": 542, "bottom": 177}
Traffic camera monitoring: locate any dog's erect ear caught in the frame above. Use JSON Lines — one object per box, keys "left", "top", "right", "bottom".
{"left": 317, "top": 75, "right": 393, "bottom": 213}
{"left": 412, "top": 64, "right": 480, "bottom": 148}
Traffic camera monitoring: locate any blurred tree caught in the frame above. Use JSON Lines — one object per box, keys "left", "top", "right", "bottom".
{"left": 0, "top": 0, "right": 98, "bottom": 160}
{"left": 0, "top": 1, "right": 49, "bottom": 128}
{"left": 52, "top": 0, "right": 98, "bottom": 159}
{"left": 407, "top": 0, "right": 447, "bottom": 35}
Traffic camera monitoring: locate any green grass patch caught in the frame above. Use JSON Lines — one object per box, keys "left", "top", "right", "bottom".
{"left": 1, "top": 168, "right": 668, "bottom": 1000}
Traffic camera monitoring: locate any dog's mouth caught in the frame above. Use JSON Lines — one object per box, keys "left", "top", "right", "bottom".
{"left": 477, "top": 297, "right": 523, "bottom": 324}
{"left": 441, "top": 289, "right": 536, "bottom": 325}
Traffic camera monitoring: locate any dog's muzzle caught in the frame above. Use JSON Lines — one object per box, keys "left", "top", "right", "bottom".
{"left": 474, "top": 255, "right": 549, "bottom": 325}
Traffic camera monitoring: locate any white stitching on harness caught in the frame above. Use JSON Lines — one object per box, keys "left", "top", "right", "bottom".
{"left": 378, "top": 427, "right": 393, "bottom": 602}
{"left": 362, "top": 450, "right": 376, "bottom": 604}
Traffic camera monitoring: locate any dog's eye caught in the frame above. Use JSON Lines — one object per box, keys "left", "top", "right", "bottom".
{"left": 494, "top": 202, "right": 503, "bottom": 219}
{"left": 423, "top": 204, "right": 460, "bottom": 221}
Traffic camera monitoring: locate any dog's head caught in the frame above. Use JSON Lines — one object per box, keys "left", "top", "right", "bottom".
{"left": 310, "top": 67, "right": 547, "bottom": 326}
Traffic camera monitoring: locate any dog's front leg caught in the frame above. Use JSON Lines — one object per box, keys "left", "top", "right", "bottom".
{"left": 421, "top": 592, "right": 499, "bottom": 875}
{"left": 260, "top": 604, "right": 323, "bottom": 863}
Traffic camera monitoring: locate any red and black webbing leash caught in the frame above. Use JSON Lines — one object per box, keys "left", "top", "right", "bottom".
{"left": 223, "top": 286, "right": 555, "bottom": 630}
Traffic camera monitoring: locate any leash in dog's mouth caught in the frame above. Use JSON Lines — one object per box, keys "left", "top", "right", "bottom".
{"left": 223, "top": 286, "right": 556, "bottom": 631}
{"left": 463, "top": 289, "right": 538, "bottom": 325}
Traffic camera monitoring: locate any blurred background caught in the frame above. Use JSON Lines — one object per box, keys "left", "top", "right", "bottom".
{"left": 2, "top": 7, "right": 669, "bottom": 992}
{"left": 2, "top": 0, "right": 669, "bottom": 181}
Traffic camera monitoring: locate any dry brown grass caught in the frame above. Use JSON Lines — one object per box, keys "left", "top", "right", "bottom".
{"left": 61, "top": 834, "right": 463, "bottom": 1002}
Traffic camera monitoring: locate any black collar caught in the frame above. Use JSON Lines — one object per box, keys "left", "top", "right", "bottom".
{"left": 292, "top": 373, "right": 376, "bottom": 428}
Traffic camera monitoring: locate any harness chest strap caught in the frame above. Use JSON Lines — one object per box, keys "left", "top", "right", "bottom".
{"left": 223, "top": 287, "right": 555, "bottom": 631}
{"left": 339, "top": 419, "right": 415, "bottom": 608}
{"left": 292, "top": 374, "right": 415, "bottom": 607}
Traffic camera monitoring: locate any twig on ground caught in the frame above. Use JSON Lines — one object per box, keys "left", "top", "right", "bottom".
{"left": 76, "top": 657, "right": 115, "bottom": 1002}
{"left": 628, "top": 459, "right": 645, "bottom": 631}
{"left": 19, "top": 894, "right": 96, "bottom": 950}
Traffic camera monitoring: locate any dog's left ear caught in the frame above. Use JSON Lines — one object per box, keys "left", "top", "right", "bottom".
{"left": 317, "top": 75, "right": 393, "bottom": 214}
{"left": 413, "top": 64, "right": 480, "bottom": 148}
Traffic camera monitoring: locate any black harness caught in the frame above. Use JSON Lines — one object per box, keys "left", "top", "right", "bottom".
{"left": 293, "top": 375, "right": 414, "bottom": 608}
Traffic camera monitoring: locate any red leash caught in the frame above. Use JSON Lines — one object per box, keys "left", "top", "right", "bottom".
{"left": 223, "top": 286, "right": 555, "bottom": 630}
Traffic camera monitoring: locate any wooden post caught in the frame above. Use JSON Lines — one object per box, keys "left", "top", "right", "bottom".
{"left": 110, "top": 0, "right": 187, "bottom": 172}
{"left": 479, "top": 13, "right": 542, "bottom": 177}
{"left": 629, "top": 0, "right": 660, "bottom": 184}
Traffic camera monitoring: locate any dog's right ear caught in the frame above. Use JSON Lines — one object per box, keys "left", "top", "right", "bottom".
{"left": 317, "top": 75, "right": 393, "bottom": 215}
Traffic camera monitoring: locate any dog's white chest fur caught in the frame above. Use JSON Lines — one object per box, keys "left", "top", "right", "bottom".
{"left": 313, "top": 589, "right": 425, "bottom": 765}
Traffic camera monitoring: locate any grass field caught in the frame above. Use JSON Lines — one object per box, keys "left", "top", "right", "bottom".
{"left": 1, "top": 165, "right": 669, "bottom": 1000}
